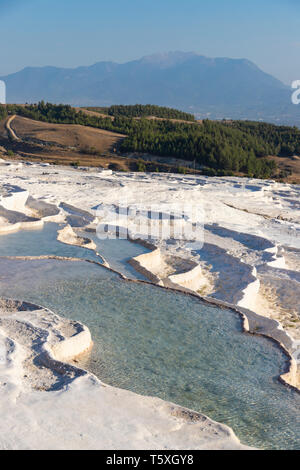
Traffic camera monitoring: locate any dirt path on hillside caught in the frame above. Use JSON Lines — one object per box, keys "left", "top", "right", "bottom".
{"left": 5, "top": 115, "right": 20, "bottom": 141}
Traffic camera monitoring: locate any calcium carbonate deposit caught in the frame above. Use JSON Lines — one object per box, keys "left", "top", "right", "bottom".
{"left": 0, "top": 160, "right": 299, "bottom": 450}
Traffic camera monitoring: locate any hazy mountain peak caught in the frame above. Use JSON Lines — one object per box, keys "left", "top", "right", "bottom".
{"left": 138, "top": 51, "right": 201, "bottom": 67}
{"left": 1, "top": 51, "right": 297, "bottom": 126}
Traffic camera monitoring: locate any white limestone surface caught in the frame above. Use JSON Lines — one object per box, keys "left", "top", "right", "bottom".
{"left": 0, "top": 299, "right": 249, "bottom": 450}
{"left": 57, "top": 224, "right": 97, "bottom": 251}
{"left": 0, "top": 165, "right": 299, "bottom": 353}
{"left": 0, "top": 161, "right": 299, "bottom": 447}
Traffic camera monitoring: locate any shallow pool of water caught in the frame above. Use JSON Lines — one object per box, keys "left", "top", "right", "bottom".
{"left": 0, "top": 223, "right": 150, "bottom": 280}
{"left": 78, "top": 231, "right": 150, "bottom": 280}
{"left": 0, "top": 223, "right": 100, "bottom": 262}
{"left": 0, "top": 257, "right": 299, "bottom": 450}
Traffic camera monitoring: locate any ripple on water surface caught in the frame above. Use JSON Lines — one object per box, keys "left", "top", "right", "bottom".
{"left": 0, "top": 257, "right": 299, "bottom": 450}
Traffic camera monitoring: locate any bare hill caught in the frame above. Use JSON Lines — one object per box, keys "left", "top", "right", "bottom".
{"left": 266, "top": 155, "right": 300, "bottom": 184}
{"left": 0, "top": 115, "right": 201, "bottom": 174}
{"left": 11, "top": 116, "right": 125, "bottom": 154}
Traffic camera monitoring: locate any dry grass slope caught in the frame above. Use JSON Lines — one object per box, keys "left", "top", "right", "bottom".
{"left": 0, "top": 113, "right": 299, "bottom": 182}
{"left": 12, "top": 116, "right": 126, "bottom": 154}
{"left": 0, "top": 115, "right": 201, "bottom": 174}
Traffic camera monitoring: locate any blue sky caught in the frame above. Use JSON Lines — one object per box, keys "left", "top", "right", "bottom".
{"left": 0, "top": 0, "right": 299, "bottom": 84}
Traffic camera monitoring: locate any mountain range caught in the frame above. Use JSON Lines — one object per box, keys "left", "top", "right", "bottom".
{"left": 1, "top": 51, "right": 300, "bottom": 126}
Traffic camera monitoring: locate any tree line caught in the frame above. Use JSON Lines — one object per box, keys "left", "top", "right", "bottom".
{"left": 84, "top": 104, "right": 196, "bottom": 121}
{"left": 3, "top": 101, "right": 300, "bottom": 178}
{"left": 0, "top": 105, "right": 7, "bottom": 121}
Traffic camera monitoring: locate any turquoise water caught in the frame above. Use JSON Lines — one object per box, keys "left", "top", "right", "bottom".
{"left": 0, "top": 223, "right": 101, "bottom": 262}
{"left": 78, "top": 230, "right": 150, "bottom": 280}
{"left": 0, "top": 255, "right": 299, "bottom": 450}
{"left": 0, "top": 223, "right": 149, "bottom": 280}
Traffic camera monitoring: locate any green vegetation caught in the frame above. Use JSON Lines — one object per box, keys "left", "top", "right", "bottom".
{"left": 4, "top": 101, "right": 300, "bottom": 178}
{"left": 84, "top": 104, "right": 196, "bottom": 121}
{"left": 230, "top": 120, "right": 300, "bottom": 156}
{"left": 70, "top": 161, "right": 80, "bottom": 168}
{"left": 0, "top": 105, "right": 7, "bottom": 121}
{"left": 137, "top": 159, "right": 146, "bottom": 172}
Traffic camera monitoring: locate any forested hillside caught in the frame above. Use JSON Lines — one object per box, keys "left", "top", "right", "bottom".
{"left": 2, "top": 102, "right": 300, "bottom": 178}
{"left": 0, "top": 106, "right": 6, "bottom": 121}
{"left": 85, "top": 105, "right": 196, "bottom": 121}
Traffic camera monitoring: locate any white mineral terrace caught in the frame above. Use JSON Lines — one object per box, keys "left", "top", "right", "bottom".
{"left": 0, "top": 159, "right": 299, "bottom": 449}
